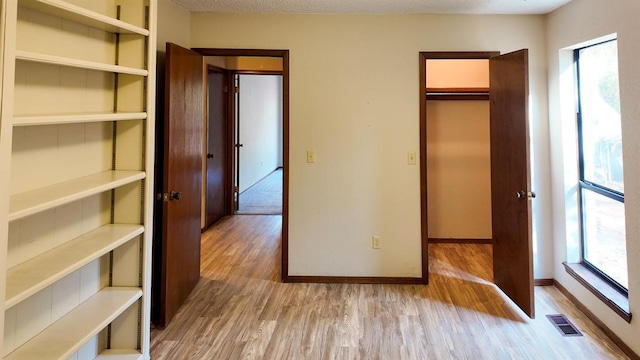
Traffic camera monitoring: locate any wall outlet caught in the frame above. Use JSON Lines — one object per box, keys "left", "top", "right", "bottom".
{"left": 372, "top": 236, "right": 381, "bottom": 249}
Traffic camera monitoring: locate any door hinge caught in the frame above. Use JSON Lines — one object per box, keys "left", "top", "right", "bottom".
{"left": 234, "top": 186, "right": 239, "bottom": 193}
{"left": 234, "top": 86, "right": 240, "bottom": 94}
{"left": 157, "top": 193, "right": 169, "bottom": 202}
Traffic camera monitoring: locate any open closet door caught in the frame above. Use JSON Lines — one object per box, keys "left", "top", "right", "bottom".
{"left": 156, "top": 42, "right": 203, "bottom": 326}
{"left": 489, "top": 49, "right": 535, "bottom": 318}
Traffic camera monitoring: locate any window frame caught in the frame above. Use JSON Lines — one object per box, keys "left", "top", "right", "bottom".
{"left": 574, "top": 38, "right": 628, "bottom": 296}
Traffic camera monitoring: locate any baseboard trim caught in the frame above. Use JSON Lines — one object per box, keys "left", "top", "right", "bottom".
{"left": 428, "top": 238, "right": 492, "bottom": 244}
{"left": 553, "top": 280, "right": 639, "bottom": 360}
{"left": 285, "top": 276, "right": 426, "bottom": 285}
{"left": 534, "top": 278, "right": 554, "bottom": 286}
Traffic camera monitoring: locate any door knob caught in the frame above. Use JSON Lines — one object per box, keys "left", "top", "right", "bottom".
{"left": 207, "top": 153, "right": 214, "bottom": 159}
{"left": 516, "top": 190, "right": 536, "bottom": 199}
{"left": 169, "top": 191, "right": 182, "bottom": 201}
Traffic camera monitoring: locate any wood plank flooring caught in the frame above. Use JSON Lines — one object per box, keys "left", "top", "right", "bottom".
{"left": 150, "top": 215, "right": 630, "bottom": 359}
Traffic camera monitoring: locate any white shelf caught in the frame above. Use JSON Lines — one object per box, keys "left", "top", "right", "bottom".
{"left": 94, "top": 350, "right": 143, "bottom": 360}
{"left": 13, "top": 112, "right": 147, "bottom": 126}
{"left": 9, "top": 170, "right": 146, "bottom": 221}
{"left": 3, "top": 287, "right": 142, "bottom": 360}
{"left": 5, "top": 224, "right": 144, "bottom": 308}
{"left": 20, "top": 0, "right": 149, "bottom": 36}
{"left": 16, "top": 50, "right": 149, "bottom": 76}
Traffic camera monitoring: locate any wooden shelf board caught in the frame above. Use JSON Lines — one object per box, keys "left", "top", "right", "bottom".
{"left": 4, "top": 287, "right": 142, "bottom": 360}
{"left": 13, "top": 112, "right": 147, "bottom": 126}
{"left": 9, "top": 170, "right": 146, "bottom": 222}
{"left": 94, "top": 349, "right": 143, "bottom": 360}
{"left": 20, "top": 0, "right": 149, "bottom": 36}
{"left": 16, "top": 50, "right": 148, "bottom": 76}
{"left": 5, "top": 224, "right": 144, "bottom": 308}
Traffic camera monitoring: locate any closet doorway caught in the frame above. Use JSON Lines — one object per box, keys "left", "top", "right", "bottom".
{"left": 425, "top": 58, "right": 493, "bottom": 244}
{"left": 420, "top": 51, "right": 536, "bottom": 318}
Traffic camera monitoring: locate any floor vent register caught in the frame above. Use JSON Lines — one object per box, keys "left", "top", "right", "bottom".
{"left": 546, "top": 314, "right": 583, "bottom": 337}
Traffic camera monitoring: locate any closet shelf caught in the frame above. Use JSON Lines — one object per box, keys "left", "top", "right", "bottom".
{"left": 94, "top": 350, "right": 143, "bottom": 360}
{"left": 13, "top": 112, "right": 147, "bottom": 126}
{"left": 9, "top": 170, "right": 146, "bottom": 222}
{"left": 5, "top": 224, "right": 144, "bottom": 309}
{"left": 16, "top": 50, "right": 149, "bottom": 76}
{"left": 20, "top": 0, "right": 149, "bottom": 36}
{"left": 3, "top": 287, "right": 142, "bottom": 360}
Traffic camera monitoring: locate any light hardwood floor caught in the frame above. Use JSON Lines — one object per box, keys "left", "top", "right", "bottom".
{"left": 150, "top": 215, "right": 630, "bottom": 359}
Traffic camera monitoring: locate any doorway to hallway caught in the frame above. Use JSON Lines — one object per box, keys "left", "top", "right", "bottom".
{"left": 233, "top": 73, "right": 284, "bottom": 215}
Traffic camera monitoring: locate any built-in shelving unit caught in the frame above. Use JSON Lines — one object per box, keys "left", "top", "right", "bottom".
{"left": 0, "top": 0, "right": 156, "bottom": 358}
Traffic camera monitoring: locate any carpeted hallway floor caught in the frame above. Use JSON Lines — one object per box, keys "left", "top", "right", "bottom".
{"left": 237, "top": 168, "right": 282, "bottom": 214}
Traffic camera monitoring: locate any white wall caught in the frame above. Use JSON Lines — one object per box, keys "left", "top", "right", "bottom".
{"left": 190, "top": 13, "right": 551, "bottom": 278}
{"left": 157, "top": 0, "right": 190, "bottom": 52}
{"left": 547, "top": 0, "right": 640, "bottom": 354}
{"left": 238, "top": 75, "right": 283, "bottom": 192}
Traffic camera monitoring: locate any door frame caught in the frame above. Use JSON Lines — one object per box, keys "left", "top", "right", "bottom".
{"left": 419, "top": 51, "right": 499, "bottom": 283}
{"left": 193, "top": 48, "right": 290, "bottom": 282}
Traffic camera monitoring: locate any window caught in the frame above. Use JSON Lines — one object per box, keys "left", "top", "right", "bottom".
{"left": 575, "top": 39, "right": 627, "bottom": 294}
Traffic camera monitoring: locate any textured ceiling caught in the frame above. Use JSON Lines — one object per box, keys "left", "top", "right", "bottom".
{"left": 170, "top": 0, "right": 573, "bottom": 14}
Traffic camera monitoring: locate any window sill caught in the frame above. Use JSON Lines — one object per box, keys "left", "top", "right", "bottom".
{"left": 563, "top": 262, "right": 631, "bottom": 323}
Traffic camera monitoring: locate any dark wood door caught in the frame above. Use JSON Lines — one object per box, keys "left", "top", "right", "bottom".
{"left": 489, "top": 49, "right": 535, "bottom": 318}
{"left": 158, "top": 43, "right": 203, "bottom": 327}
{"left": 205, "top": 69, "right": 227, "bottom": 228}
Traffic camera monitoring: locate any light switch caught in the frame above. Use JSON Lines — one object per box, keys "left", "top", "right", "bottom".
{"left": 307, "top": 150, "right": 316, "bottom": 163}
{"left": 408, "top": 152, "right": 416, "bottom": 165}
